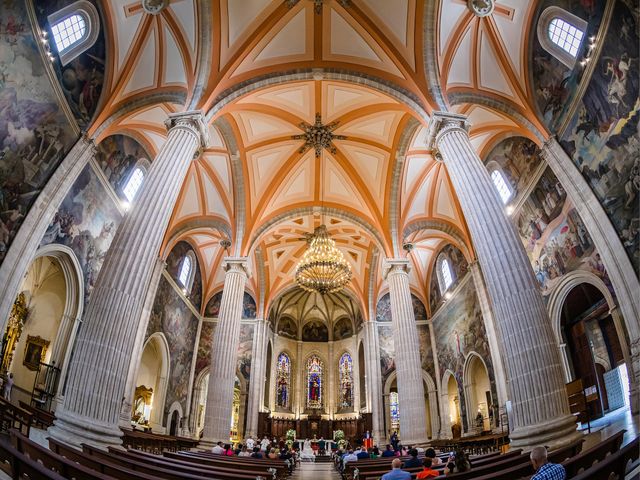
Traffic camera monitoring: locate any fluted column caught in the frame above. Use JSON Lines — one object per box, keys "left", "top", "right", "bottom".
{"left": 364, "top": 321, "right": 385, "bottom": 443}
{"left": 427, "top": 112, "right": 581, "bottom": 450}
{"left": 49, "top": 111, "right": 208, "bottom": 449}
{"left": 296, "top": 341, "right": 304, "bottom": 416}
{"left": 202, "top": 257, "right": 250, "bottom": 444}
{"left": 382, "top": 259, "right": 428, "bottom": 444}
{"left": 427, "top": 321, "right": 444, "bottom": 439}
{"left": 328, "top": 341, "right": 334, "bottom": 415}
{"left": 246, "top": 318, "right": 267, "bottom": 437}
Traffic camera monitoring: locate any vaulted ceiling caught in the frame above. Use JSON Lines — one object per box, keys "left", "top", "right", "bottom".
{"left": 91, "top": 0, "right": 551, "bottom": 318}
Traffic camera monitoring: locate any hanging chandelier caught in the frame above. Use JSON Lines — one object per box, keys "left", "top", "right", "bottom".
{"left": 295, "top": 225, "right": 352, "bottom": 295}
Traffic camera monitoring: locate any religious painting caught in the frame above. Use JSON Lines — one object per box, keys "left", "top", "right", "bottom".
{"left": 276, "top": 316, "right": 297, "bottom": 339}
{"left": 194, "top": 321, "right": 215, "bottom": 376}
{"left": 375, "top": 293, "right": 391, "bottom": 322}
{"left": 333, "top": 317, "right": 353, "bottom": 340}
{"left": 559, "top": 1, "right": 640, "bottom": 273}
{"left": 515, "top": 167, "right": 612, "bottom": 298}
{"left": 237, "top": 323, "right": 253, "bottom": 380}
{"left": 302, "top": 320, "right": 328, "bottom": 342}
{"left": 0, "top": 1, "right": 79, "bottom": 266}
{"left": 338, "top": 352, "right": 353, "bottom": 409}
{"left": 242, "top": 292, "right": 257, "bottom": 319}
{"left": 166, "top": 241, "right": 202, "bottom": 310}
{"left": 146, "top": 276, "right": 199, "bottom": 425}
{"left": 33, "top": 0, "right": 106, "bottom": 128}
{"left": 417, "top": 324, "right": 435, "bottom": 380}
{"left": 530, "top": 0, "right": 606, "bottom": 131}
{"left": 431, "top": 276, "right": 497, "bottom": 432}
{"left": 483, "top": 137, "right": 543, "bottom": 206}
{"left": 40, "top": 164, "right": 122, "bottom": 303}
{"left": 429, "top": 244, "right": 469, "bottom": 314}
{"left": 378, "top": 325, "right": 395, "bottom": 381}
{"left": 275, "top": 352, "right": 291, "bottom": 410}
{"left": 23, "top": 335, "right": 49, "bottom": 371}
{"left": 94, "top": 135, "right": 151, "bottom": 199}
{"left": 306, "top": 355, "right": 323, "bottom": 409}
{"left": 412, "top": 294, "right": 428, "bottom": 321}
{"left": 204, "top": 291, "right": 222, "bottom": 317}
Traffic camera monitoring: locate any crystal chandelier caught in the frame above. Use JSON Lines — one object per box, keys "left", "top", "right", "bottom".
{"left": 295, "top": 225, "right": 352, "bottom": 295}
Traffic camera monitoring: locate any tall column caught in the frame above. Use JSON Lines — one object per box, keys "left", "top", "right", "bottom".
{"left": 49, "top": 111, "right": 208, "bottom": 449}
{"left": 427, "top": 321, "right": 444, "bottom": 439}
{"left": 469, "top": 261, "right": 509, "bottom": 411}
{"left": 364, "top": 321, "right": 385, "bottom": 443}
{"left": 328, "top": 341, "right": 334, "bottom": 415}
{"left": 382, "top": 259, "right": 428, "bottom": 445}
{"left": 246, "top": 318, "right": 267, "bottom": 437}
{"left": 427, "top": 112, "right": 581, "bottom": 450}
{"left": 296, "top": 341, "right": 304, "bottom": 416}
{"left": 542, "top": 137, "right": 640, "bottom": 413}
{"left": 202, "top": 257, "right": 250, "bottom": 444}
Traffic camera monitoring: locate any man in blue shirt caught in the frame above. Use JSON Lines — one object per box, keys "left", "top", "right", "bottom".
{"left": 530, "top": 446, "right": 566, "bottom": 480}
{"left": 382, "top": 458, "right": 411, "bottom": 480}
{"left": 381, "top": 444, "right": 395, "bottom": 457}
{"left": 356, "top": 447, "right": 370, "bottom": 460}
{"left": 403, "top": 448, "right": 421, "bottom": 468}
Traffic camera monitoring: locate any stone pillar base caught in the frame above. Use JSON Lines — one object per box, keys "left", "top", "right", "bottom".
{"left": 509, "top": 414, "right": 581, "bottom": 452}
{"left": 48, "top": 408, "right": 123, "bottom": 450}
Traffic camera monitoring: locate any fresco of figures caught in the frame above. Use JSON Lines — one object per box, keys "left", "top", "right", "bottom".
{"left": 559, "top": 1, "right": 640, "bottom": 273}
{"left": 302, "top": 320, "right": 329, "bottom": 342}
{"left": 276, "top": 316, "right": 297, "bottom": 339}
{"left": 376, "top": 293, "right": 427, "bottom": 321}
{"left": 515, "top": 167, "right": 612, "bottom": 298}
{"left": 40, "top": 164, "right": 121, "bottom": 303}
{"left": 531, "top": 0, "right": 606, "bottom": 131}
{"left": 95, "top": 135, "right": 151, "bottom": 199}
{"left": 429, "top": 244, "right": 469, "bottom": 314}
{"left": 237, "top": 324, "right": 254, "bottom": 380}
{"left": 205, "top": 291, "right": 257, "bottom": 318}
{"left": 146, "top": 276, "right": 199, "bottom": 425}
{"left": 483, "top": 137, "right": 543, "bottom": 205}
{"left": 416, "top": 324, "right": 435, "bottom": 381}
{"left": 33, "top": 0, "right": 105, "bottom": 128}
{"left": 333, "top": 317, "right": 353, "bottom": 340}
{"left": 0, "top": 1, "right": 79, "bottom": 265}
{"left": 166, "top": 241, "right": 203, "bottom": 310}
{"left": 195, "top": 321, "right": 215, "bottom": 377}
{"left": 431, "top": 275, "right": 497, "bottom": 432}
{"left": 378, "top": 324, "right": 395, "bottom": 380}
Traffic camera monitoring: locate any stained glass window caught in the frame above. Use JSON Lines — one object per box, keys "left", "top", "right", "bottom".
{"left": 491, "top": 170, "right": 513, "bottom": 204}
{"left": 178, "top": 255, "right": 192, "bottom": 289}
{"left": 123, "top": 167, "right": 145, "bottom": 202}
{"left": 338, "top": 353, "right": 353, "bottom": 408}
{"left": 306, "top": 355, "right": 323, "bottom": 409}
{"left": 441, "top": 258, "right": 453, "bottom": 292}
{"left": 276, "top": 352, "right": 291, "bottom": 409}
{"left": 390, "top": 391, "right": 400, "bottom": 432}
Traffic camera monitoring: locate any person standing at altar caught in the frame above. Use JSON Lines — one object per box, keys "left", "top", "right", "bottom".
{"left": 364, "top": 430, "right": 373, "bottom": 449}
{"left": 260, "top": 436, "right": 270, "bottom": 452}
{"left": 245, "top": 436, "right": 255, "bottom": 450}
{"left": 390, "top": 431, "right": 399, "bottom": 452}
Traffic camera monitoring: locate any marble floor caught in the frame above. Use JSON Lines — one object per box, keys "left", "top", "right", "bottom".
{"left": 290, "top": 461, "right": 342, "bottom": 480}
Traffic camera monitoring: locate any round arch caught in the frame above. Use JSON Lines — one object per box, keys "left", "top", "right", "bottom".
{"left": 166, "top": 401, "right": 184, "bottom": 436}
{"left": 136, "top": 332, "right": 170, "bottom": 432}
{"left": 462, "top": 351, "right": 492, "bottom": 433}
{"left": 440, "top": 369, "right": 462, "bottom": 439}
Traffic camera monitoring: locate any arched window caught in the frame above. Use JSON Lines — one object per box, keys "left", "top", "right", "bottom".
{"left": 491, "top": 170, "right": 513, "bottom": 204}
{"left": 338, "top": 353, "right": 353, "bottom": 409}
{"left": 441, "top": 258, "right": 454, "bottom": 292}
{"left": 276, "top": 352, "right": 291, "bottom": 409}
{"left": 47, "top": 1, "right": 100, "bottom": 66}
{"left": 178, "top": 252, "right": 196, "bottom": 293}
{"left": 537, "top": 7, "right": 587, "bottom": 69}
{"left": 123, "top": 167, "right": 145, "bottom": 203}
{"left": 390, "top": 391, "right": 400, "bottom": 432}
{"left": 306, "top": 355, "right": 323, "bottom": 409}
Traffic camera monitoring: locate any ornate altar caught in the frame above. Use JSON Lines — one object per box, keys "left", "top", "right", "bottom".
{"left": 0, "top": 293, "right": 28, "bottom": 374}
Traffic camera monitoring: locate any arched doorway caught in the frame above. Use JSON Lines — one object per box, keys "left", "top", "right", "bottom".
{"left": 358, "top": 342, "right": 366, "bottom": 410}
{"left": 442, "top": 371, "right": 462, "bottom": 439}
{"left": 560, "top": 283, "right": 628, "bottom": 419}
{"left": 192, "top": 370, "right": 209, "bottom": 437}
{"left": 463, "top": 353, "right": 492, "bottom": 433}
{"left": 132, "top": 333, "right": 169, "bottom": 432}
{"left": 0, "top": 247, "right": 83, "bottom": 409}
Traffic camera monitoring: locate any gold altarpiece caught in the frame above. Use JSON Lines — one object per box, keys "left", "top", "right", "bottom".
{"left": 0, "top": 293, "right": 28, "bottom": 374}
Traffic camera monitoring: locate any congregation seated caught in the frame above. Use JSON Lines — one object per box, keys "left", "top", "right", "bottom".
{"left": 356, "top": 446, "right": 370, "bottom": 460}
{"left": 381, "top": 457, "right": 411, "bottom": 480}
{"left": 403, "top": 448, "right": 421, "bottom": 468}
{"left": 370, "top": 446, "right": 381, "bottom": 458}
{"left": 381, "top": 444, "right": 396, "bottom": 457}
{"left": 416, "top": 457, "right": 439, "bottom": 479}
{"left": 343, "top": 449, "right": 358, "bottom": 465}
{"left": 530, "top": 445, "right": 566, "bottom": 480}
{"left": 425, "top": 447, "right": 441, "bottom": 466}
{"left": 211, "top": 441, "right": 225, "bottom": 455}
{"left": 250, "top": 446, "right": 263, "bottom": 458}
{"left": 238, "top": 445, "right": 251, "bottom": 457}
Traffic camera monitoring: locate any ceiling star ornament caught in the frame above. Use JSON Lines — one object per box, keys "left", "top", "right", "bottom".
{"left": 468, "top": 0, "right": 495, "bottom": 17}
{"left": 285, "top": 0, "right": 351, "bottom": 14}
{"left": 292, "top": 113, "right": 347, "bottom": 158}
{"left": 142, "top": 0, "right": 168, "bottom": 15}
{"left": 295, "top": 225, "right": 352, "bottom": 295}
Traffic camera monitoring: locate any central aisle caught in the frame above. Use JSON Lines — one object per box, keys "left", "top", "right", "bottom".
{"left": 291, "top": 461, "right": 342, "bottom": 480}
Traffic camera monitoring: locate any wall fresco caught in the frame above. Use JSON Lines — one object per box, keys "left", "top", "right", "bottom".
{"left": 205, "top": 291, "right": 257, "bottom": 319}
{"left": 237, "top": 323, "right": 254, "bottom": 380}
{"left": 378, "top": 324, "right": 395, "bottom": 380}
{"left": 95, "top": 134, "right": 151, "bottom": 200}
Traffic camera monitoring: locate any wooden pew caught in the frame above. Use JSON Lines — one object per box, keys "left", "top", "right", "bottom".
{"left": 0, "top": 441, "right": 67, "bottom": 480}
{"left": 165, "top": 450, "right": 291, "bottom": 477}
{"left": 19, "top": 400, "right": 56, "bottom": 428}
{"left": 570, "top": 437, "right": 639, "bottom": 480}
{"left": 0, "top": 397, "right": 33, "bottom": 436}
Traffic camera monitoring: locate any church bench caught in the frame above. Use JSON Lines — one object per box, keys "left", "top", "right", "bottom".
{"left": 569, "top": 437, "right": 639, "bottom": 480}
{"left": 166, "top": 450, "right": 290, "bottom": 477}
{"left": 0, "top": 398, "right": 33, "bottom": 437}
{"left": 0, "top": 441, "right": 67, "bottom": 480}
{"left": 561, "top": 429, "right": 625, "bottom": 478}
{"left": 19, "top": 401, "right": 56, "bottom": 428}
{"left": 121, "top": 428, "right": 178, "bottom": 453}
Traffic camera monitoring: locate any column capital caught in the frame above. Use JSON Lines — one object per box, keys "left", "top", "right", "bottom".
{"left": 426, "top": 111, "right": 470, "bottom": 149}
{"left": 165, "top": 110, "right": 210, "bottom": 149}
{"left": 381, "top": 258, "right": 411, "bottom": 280}
{"left": 222, "top": 256, "right": 251, "bottom": 277}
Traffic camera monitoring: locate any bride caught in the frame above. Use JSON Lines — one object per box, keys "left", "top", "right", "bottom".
{"left": 300, "top": 438, "right": 315, "bottom": 462}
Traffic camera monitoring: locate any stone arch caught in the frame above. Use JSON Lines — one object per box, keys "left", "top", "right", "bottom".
{"left": 190, "top": 366, "right": 210, "bottom": 435}
{"left": 166, "top": 401, "right": 184, "bottom": 436}
{"left": 462, "top": 351, "right": 492, "bottom": 433}
{"left": 136, "top": 332, "right": 170, "bottom": 432}
{"left": 441, "top": 369, "right": 462, "bottom": 439}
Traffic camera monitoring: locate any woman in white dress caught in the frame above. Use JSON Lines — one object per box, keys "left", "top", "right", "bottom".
{"left": 300, "top": 438, "right": 315, "bottom": 462}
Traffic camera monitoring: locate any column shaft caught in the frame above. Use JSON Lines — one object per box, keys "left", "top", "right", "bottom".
{"left": 364, "top": 322, "right": 385, "bottom": 443}
{"left": 429, "top": 112, "right": 580, "bottom": 450}
{"left": 383, "top": 259, "right": 428, "bottom": 444}
{"left": 246, "top": 319, "right": 266, "bottom": 437}
{"left": 49, "top": 112, "right": 208, "bottom": 449}
{"left": 202, "top": 258, "right": 249, "bottom": 444}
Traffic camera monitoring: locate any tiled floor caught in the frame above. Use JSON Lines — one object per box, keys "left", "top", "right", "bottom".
{"left": 291, "top": 461, "right": 342, "bottom": 479}
{"left": 579, "top": 405, "right": 639, "bottom": 449}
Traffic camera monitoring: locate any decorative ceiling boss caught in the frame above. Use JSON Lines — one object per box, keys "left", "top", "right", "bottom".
{"left": 292, "top": 113, "right": 347, "bottom": 158}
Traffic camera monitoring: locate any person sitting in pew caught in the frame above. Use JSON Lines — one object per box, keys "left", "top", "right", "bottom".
{"left": 425, "top": 447, "right": 441, "bottom": 466}
{"left": 381, "top": 458, "right": 411, "bottom": 480}
{"left": 416, "top": 457, "right": 439, "bottom": 479}
{"left": 530, "top": 446, "right": 566, "bottom": 480}
{"left": 444, "top": 461, "right": 456, "bottom": 475}
{"left": 403, "top": 448, "right": 421, "bottom": 468}
{"left": 239, "top": 445, "right": 251, "bottom": 457}
{"left": 251, "top": 446, "right": 263, "bottom": 458}
{"left": 381, "top": 444, "right": 395, "bottom": 457}
{"left": 223, "top": 443, "right": 234, "bottom": 456}
{"left": 356, "top": 446, "right": 370, "bottom": 460}
{"left": 268, "top": 447, "right": 279, "bottom": 459}
{"left": 211, "top": 441, "right": 225, "bottom": 454}
{"left": 370, "top": 446, "right": 380, "bottom": 459}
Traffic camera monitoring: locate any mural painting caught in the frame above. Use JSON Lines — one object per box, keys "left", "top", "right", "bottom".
{"left": 194, "top": 321, "right": 214, "bottom": 377}
{"left": 0, "top": 1, "right": 78, "bottom": 264}
{"left": 431, "top": 275, "right": 497, "bottom": 432}
{"left": 40, "top": 164, "right": 121, "bottom": 302}
{"left": 515, "top": 167, "right": 612, "bottom": 298}
{"left": 375, "top": 293, "right": 391, "bottom": 322}
{"left": 166, "top": 241, "right": 202, "bottom": 310}
{"left": 205, "top": 291, "right": 257, "bottom": 318}
{"left": 559, "top": 1, "right": 640, "bottom": 273}
{"left": 416, "top": 324, "right": 435, "bottom": 381}
{"left": 531, "top": 0, "right": 606, "bottom": 131}
{"left": 34, "top": 0, "right": 106, "bottom": 128}
{"left": 95, "top": 135, "right": 151, "bottom": 199}
{"left": 412, "top": 294, "right": 428, "bottom": 321}
{"left": 237, "top": 324, "right": 254, "bottom": 380}
{"left": 483, "top": 136, "right": 543, "bottom": 205}
{"left": 146, "top": 276, "right": 199, "bottom": 425}
{"left": 276, "top": 316, "right": 297, "bottom": 339}
{"left": 378, "top": 325, "right": 395, "bottom": 380}
{"left": 333, "top": 317, "right": 353, "bottom": 340}
{"left": 429, "top": 244, "right": 469, "bottom": 314}
{"left": 302, "top": 320, "right": 329, "bottom": 342}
